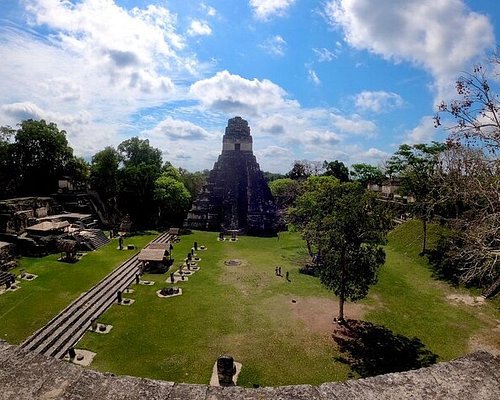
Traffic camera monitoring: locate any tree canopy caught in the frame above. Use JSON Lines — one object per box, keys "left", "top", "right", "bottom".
{"left": 289, "top": 179, "right": 391, "bottom": 320}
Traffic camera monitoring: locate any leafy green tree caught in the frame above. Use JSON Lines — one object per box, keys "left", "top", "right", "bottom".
{"left": 117, "top": 137, "right": 163, "bottom": 227}
{"left": 323, "top": 160, "right": 350, "bottom": 182}
{"left": 269, "top": 178, "right": 302, "bottom": 208}
{"left": 178, "top": 168, "right": 208, "bottom": 199}
{"left": 65, "top": 156, "right": 90, "bottom": 189}
{"left": 386, "top": 142, "right": 447, "bottom": 254}
{"left": 0, "top": 126, "right": 16, "bottom": 198}
{"left": 90, "top": 147, "right": 120, "bottom": 201}
{"left": 290, "top": 181, "right": 391, "bottom": 321}
{"left": 12, "top": 119, "right": 73, "bottom": 195}
{"left": 287, "top": 160, "right": 322, "bottom": 180}
{"left": 350, "top": 163, "right": 385, "bottom": 186}
{"left": 154, "top": 173, "right": 191, "bottom": 227}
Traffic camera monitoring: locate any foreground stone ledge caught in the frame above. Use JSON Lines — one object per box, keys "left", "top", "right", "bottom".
{"left": 0, "top": 340, "right": 498, "bottom": 400}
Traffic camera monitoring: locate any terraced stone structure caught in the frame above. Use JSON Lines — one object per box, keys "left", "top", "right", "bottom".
{"left": 185, "top": 117, "right": 276, "bottom": 235}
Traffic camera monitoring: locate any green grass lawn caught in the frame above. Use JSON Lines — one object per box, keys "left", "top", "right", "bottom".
{"left": 0, "top": 233, "right": 157, "bottom": 344}
{"left": 77, "top": 231, "right": 348, "bottom": 387}
{"left": 1, "top": 222, "right": 498, "bottom": 387}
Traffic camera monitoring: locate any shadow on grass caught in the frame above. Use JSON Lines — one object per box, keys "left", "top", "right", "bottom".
{"left": 333, "top": 320, "right": 438, "bottom": 378}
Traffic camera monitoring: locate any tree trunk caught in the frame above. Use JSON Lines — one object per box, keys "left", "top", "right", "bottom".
{"left": 338, "top": 292, "right": 345, "bottom": 322}
{"left": 338, "top": 258, "right": 346, "bottom": 322}
{"left": 306, "top": 238, "right": 313, "bottom": 257}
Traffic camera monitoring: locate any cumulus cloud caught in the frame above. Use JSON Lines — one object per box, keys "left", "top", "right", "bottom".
{"left": 331, "top": 114, "right": 376, "bottom": 136}
{"left": 145, "top": 116, "right": 210, "bottom": 141}
{"left": 260, "top": 35, "right": 287, "bottom": 56}
{"left": 189, "top": 70, "right": 297, "bottom": 116}
{"left": 1, "top": 101, "right": 91, "bottom": 127}
{"left": 250, "top": 0, "right": 296, "bottom": 20}
{"left": 23, "top": 0, "right": 187, "bottom": 95}
{"left": 354, "top": 90, "right": 404, "bottom": 113}
{"left": 187, "top": 19, "right": 212, "bottom": 36}
{"left": 405, "top": 116, "right": 438, "bottom": 144}
{"left": 324, "top": 0, "right": 494, "bottom": 100}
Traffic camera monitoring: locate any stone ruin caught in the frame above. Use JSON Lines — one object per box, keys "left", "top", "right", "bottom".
{"left": 0, "top": 339, "right": 499, "bottom": 399}
{"left": 184, "top": 117, "right": 276, "bottom": 235}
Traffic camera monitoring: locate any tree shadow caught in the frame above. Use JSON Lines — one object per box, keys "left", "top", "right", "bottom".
{"left": 333, "top": 320, "right": 438, "bottom": 378}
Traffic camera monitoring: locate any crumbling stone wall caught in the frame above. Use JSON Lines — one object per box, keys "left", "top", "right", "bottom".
{"left": 0, "top": 340, "right": 498, "bottom": 399}
{"left": 0, "top": 197, "right": 62, "bottom": 235}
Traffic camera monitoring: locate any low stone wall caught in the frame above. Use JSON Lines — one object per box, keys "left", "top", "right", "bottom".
{"left": 0, "top": 340, "right": 498, "bottom": 399}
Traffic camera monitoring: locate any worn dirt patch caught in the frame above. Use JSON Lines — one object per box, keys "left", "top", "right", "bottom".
{"left": 289, "top": 296, "right": 368, "bottom": 335}
{"left": 468, "top": 329, "right": 500, "bottom": 356}
{"left": 446, "top": 293, "right": 486, "bottom": 306}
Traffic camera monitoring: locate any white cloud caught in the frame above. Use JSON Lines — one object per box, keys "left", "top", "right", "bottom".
{"left": 260, "top": 35, "right": 287, "bottom": 56}
{"left": 250, "top": 0, "right": 296, "bottom": 20}
{"left": 188, "top": 19, "right": 212, "bottom": 36}
{"left": 201, "top": 3, "right": 217, "bottom": 17}
{"left": 189, "top": 70, "right": 297, "bottom": 116}
{"left": 405, "top": 116, "right": 438, "bottom": 144}
{"left": 324, "top": 0, "right": 495, "bottom": 101}
{"left": 312, "top": 47, "right": 337, "bottom": 62}
{"left": 354, "top": 91, "right": 404, "bottom": 113}
{"left": 145, "top": 116, "right": 210, "bottom": 141}
{"left": 331, "top": 114, "right": 376, "bottom": 136}
{"left": 308, "top": 69, "right": 321, "bottom": 85}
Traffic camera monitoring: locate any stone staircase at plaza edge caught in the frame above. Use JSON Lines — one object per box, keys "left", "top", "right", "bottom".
{"left": 20, "top": 231, "right": 173, "bottom": 359}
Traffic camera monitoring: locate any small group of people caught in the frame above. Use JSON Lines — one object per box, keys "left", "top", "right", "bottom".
{"left": 275, "top": 266, "right": 290, "bottom": 281}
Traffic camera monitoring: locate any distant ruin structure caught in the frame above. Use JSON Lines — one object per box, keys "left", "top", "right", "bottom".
{"left": 185, "top": 117, "right": 276, "bottom": 235}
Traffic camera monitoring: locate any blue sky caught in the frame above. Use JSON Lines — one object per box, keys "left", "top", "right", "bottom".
{"left": 0, "top": 0, "right": 499, "bottom": 172}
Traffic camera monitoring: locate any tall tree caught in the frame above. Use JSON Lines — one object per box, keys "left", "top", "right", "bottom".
{"left": 90, "top": 146, "right": 120, "bottom": 201}
{"left": 269, "top": 178, "right": 303, "bottom": 208}
{"left": 117, "top": 137, "right": 163, "bottom": 227}
{"left": 323, "top": 160, "right": 350, "bottom": 182}
{"left": 12, "top": 119, "right": 73, "bottom": 195}
{"left": 435, "top": 57, "right": 500, "bottom": 152}
{"left": 154, "top": 173, "right": 191, "bottom": 227}
{"left": 290, "top": 181, "right": 391, "bottom": 321}
{"left": 0, "top": 126, "right": 16, "bottom": 198}
{"left": 350, "top": 163, "right": 385, "bottom": 186}
{"left": 386, "top": 142, "right": 446, "bottom": 254}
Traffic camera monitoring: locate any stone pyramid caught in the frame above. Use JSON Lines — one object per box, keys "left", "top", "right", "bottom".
{"left": 184, "top": 117, "right": 276, "bottom": 235}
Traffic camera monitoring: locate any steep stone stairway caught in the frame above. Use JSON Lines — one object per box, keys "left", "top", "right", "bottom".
{"left": 20, "top": 231, "right": 173, "bottom": 359}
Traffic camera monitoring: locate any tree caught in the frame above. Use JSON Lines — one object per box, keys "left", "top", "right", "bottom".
{"left": 12, "top": 119, "right": 73, "bottom": 195}
{"left": 350, "top": 163, "right": 385, "bottom": 186}
{"left": 0, "top": 126, "right": 16, "bottom": 198}
{"left": 428, "top": 145, "right": 499, "bottom": 294}
{"left": 65, "top": 156, "right": 90, "bottom": 189}
{"left": 290, "top": 181, "right": 391, "bottom": 321}
{"left": 323, "top": 160, "right": 349, "bottom": 182}
{"left": 178, "top": 168, "right": 208, "bottom": 199}
{"left": 268, "top": 178, "right": 302, "bottom": 208}
{"left": 90, "top": 147, "right": 120, "bottom": 202}
{"left": 154, "top": 173, "right": 191, "bottom": 227}
{"left": 117, "top": 137, "right": 163, "bottom": 227}
{"left": 386, "top": 142, "right": 447, "bottom": 254}
{"left": 287, "top": 160, "right": 322, "bottom": 180}
{"left": 435, "top": 57, "right": 500, "bottom": 152}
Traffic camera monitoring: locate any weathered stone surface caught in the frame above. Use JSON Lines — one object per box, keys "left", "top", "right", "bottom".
{"left": 185, "top": 117, "right": 276, "bottom": 235}
{"left": 0, "top": 339, "right": 499, "bottom": 400}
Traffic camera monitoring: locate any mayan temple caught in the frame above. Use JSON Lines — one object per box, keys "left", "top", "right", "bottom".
{"left": 184, "top": 117, "right": 276, "bottom": 235}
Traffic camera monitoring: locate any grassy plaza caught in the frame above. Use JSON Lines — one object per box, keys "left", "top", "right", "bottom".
{"left": 0, "top": 222, "right": 498, "bottom": 387}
